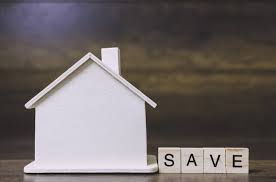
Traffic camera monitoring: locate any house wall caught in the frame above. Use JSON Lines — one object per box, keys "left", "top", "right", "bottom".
{"left": 34, "top": 60, "right": 147, "bottom": 168}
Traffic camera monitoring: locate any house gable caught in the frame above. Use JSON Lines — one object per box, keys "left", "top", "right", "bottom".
{"left": 25, "top": 52, "right": 157, "bottom": 109}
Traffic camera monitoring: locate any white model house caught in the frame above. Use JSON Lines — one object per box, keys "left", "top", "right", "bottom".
{"left": 24, "top": 47, "right": 157, "bottom": 173}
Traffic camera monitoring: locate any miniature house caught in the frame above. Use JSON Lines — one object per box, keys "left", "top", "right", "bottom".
{"left": 24, "top": 48, "right": 157, "bottom": 173}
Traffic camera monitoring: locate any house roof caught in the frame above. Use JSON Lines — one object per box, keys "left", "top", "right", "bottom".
{"left": 25, "top": 52, "right": 157, "bottom": 109}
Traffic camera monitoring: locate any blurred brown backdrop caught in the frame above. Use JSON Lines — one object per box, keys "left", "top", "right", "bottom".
{"left": 0, "top": 1, "right": 276, "bottom": 159}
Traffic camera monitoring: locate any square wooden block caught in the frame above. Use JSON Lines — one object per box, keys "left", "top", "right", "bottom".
{"left": 226, "top": 148, "right": 249, "bottom": 173}
{"left": 181, "top": 148, "right": 203, "bottom": 173}
{"left": 204, "top": 148, "right": 226, "bottom": 173}
{"left": 158, "top": 147, "right": 181, "bottom": 173}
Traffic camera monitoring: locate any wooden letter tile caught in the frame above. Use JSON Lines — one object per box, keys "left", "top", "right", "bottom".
{"left": 226, "top": 148, "right": 249, "bottom": 173}
{"left": 204, "top": 148, "right": 226, "bottom": 173}
{"left": 181, "top": 148, "right": 203, "bottom": 173}
{"left": 158, "top": 147, "right": 181, "bottom": 173}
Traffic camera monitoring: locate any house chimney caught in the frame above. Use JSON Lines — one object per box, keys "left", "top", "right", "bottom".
{"left": 101, "top": 47, "right": 121, "bottom": 75}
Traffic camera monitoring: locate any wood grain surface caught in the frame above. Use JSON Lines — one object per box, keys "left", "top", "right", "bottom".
{"left": 0, "top": 160, "right": 276, "bottom": 182}
{"left": 1, "top": 2, "right": 276, "bottom": 169}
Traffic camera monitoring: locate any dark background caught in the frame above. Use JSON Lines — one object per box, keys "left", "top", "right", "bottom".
{"left": 0, "top": 1, "right": 276, "bottom": 160}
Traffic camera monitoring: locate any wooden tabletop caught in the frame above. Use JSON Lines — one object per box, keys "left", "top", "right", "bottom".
{"left": 1, "top": 160, "right": 276, "bottom": 182}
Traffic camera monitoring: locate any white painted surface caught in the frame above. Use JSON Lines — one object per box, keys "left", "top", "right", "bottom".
{"left": 226, "top": 148, "right": 249, "bottom": 173}
{"left": 181, "top": 148, "right": 203, "bottom": 173}
{"left": 34, "top": 61, "right": 147, "bottom": 168}
{"left": 24, "top": 48, "right": 157, "bottom": 173}
{"left": 158, "top": 147, "right": 181, "bottom": 173}
{"left": 204, "top": 148, "right": 226, "bottom": 173}
{"left": 25, "top": 51, "right": 157, "bottom": 109}
{"left": 101, "top": 47, "right": 121, "bottom": 75}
